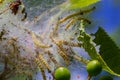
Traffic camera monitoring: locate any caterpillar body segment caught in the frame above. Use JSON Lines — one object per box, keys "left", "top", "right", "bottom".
{"left": 47, "top": 51, "right": 61, "bottom": 67}
{"left": 34, "top": 58, "right": 46, "bottom": 80}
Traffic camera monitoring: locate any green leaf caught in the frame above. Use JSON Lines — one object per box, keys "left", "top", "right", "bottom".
{"left": 111, "top": 28, "right": 120, "bottom": 47}
{"left": 68, "top": 0, "right": 100, "bottom": 9}
{"left": 77, "top": 22, "right": 120, "bottom": 76}
{"left": 93, "top": 27, "right": 120, "bottom": 75}
{"left": 77, "top": 31, "right": 99, "bottom": 60}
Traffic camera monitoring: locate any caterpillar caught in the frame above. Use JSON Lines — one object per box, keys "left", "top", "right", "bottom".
{"left": 34, "top": 58, "right": 46, "bottom": 80}
{"left": 47, "top": 51, "right": 61, "bottom": 67}
{"left": 58, "top": 40, "right": 80, "bottom": 47}
{"left": 37, "top": 53, "right": 51, "bottom": 72}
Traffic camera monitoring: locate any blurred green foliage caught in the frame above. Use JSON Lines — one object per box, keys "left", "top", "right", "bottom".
{"left": 68, "top": 0, "right": 100, "bottom": 9}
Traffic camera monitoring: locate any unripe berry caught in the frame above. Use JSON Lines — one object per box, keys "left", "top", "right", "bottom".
{"left": 54, "top": 67, "right": 71, "bottom": 80}
{"left": 86, "top": 60, "right": 102, "bottom": 76}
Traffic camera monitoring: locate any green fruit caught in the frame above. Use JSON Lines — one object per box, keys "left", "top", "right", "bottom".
{"left": 54, "top": 67, "right": 71, "bottom": 80}
{"left": 99, "top": 75, "right": 113, "bottom": 80}
{"left": 86, "top": 60, "right": 102, "bottom": 76}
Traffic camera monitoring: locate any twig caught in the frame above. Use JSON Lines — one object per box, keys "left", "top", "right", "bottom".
{"left": 87, "top": 74, "right": 91, "bottom": 80}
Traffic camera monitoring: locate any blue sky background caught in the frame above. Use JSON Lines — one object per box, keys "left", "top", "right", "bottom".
{"left": 87, "top": 0, "right": 120, "bottom": 38}
{"left": 87, "top": 0, "right": 120, "bottom": 32}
